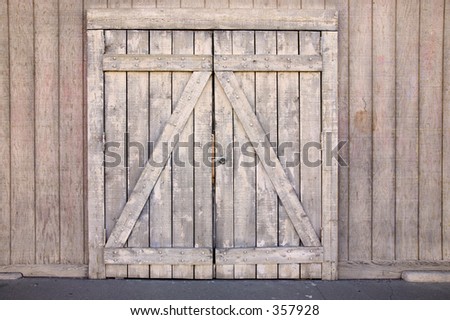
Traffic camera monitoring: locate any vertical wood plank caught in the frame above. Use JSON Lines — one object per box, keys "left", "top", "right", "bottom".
{"left": 214, "top": 30, "right": 234, "bottom": 279}
{"left": 255, "top": 30, "right": 278, "bottom": 279}
{"left": 127, "top": 30, "right": 150, "bottom": 279}
{"left": 302, "top": 0, "right": 325, "bottom": 9}
{"left": 60, "top": 0, "right": 85, "bottom": 264}
{"left": 0, "top": 0, "right": 10, "bottom": 266}
{"left": 444, "top": 0, "right": 450, "bottom": 260}
{"left": 205, "top": 0, "right": 229, "bottom": 8}
{"left": 108, "top": 0, "right": 132, "bottom": 6}
{"left": 396, "top": 0, "right": 420, "bottom": 260}
{"left": 277, "top": 0, "right": 300, "bottom": 8}
{"left": 35, "top": 0, "right": 60, "bottom": 264}
{"left": 232, "top": 31, "right": 256, "bottom": 279}
{"left": 104, "top": 30, "right": 128, "bottom": 278}
{"left": 299, "top": 31, "right": 322, "bottom": 279}
{"left": 277, "top": 31, "right": 300, "bottom": 279}
{"left": 254, "top": 0, "right": 276, "bottom": 8}
{"left": 132, "top": 0, "right": 157, "bottom": 7}
{"left": 181, "top": 0, "right": 204, "bottom": 7}
{"left": 87, "top": 30, "right": 106, "bottom": 279}
{"left": 229, "top": 0, "right": 253, "bottom": 8}
{"left": 372, "top": 0, "right": 396, "bottom": 261}
{"left": 194, "top": 31, "right": 214, "bottom": 279}
{"left": 149, "top": 30, "right": 173, "bottom": 278}
{"left": 9, "top": 0, "right": 35, "bottom": 265}
{"left": 84, "top": 0, "right": 108, "bottom": 266}
{"left": 157, "top": 0, "right": 181, "bottom": 8}
{"left": 348, "top": 0, "right": 372, "bottom": 261}
{"left": 419, "top": 0, "right": 444, "bottom": 261}
{"left": 336, "top": 0, "right": 350, "bottom": 263}
{"left": 321, "top": 31, "right": 338, "bottom": 280}
{"left": 172, "top": 30, "right": 194, "bottom": 279}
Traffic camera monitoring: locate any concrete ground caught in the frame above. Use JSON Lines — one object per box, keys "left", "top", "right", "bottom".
{"left": 0, "top": 278, "right": 449, "bottom": 299}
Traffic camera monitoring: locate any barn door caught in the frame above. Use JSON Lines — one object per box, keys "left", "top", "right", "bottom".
{"left": 87, "top": 9, "right": 338, "bottom": 281}
{"left": 213, "top": 31, "right": 337, "bottom": 280}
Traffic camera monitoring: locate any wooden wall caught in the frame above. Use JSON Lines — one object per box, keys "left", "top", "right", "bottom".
{"left": 0, "top": 0, "right": 449, "bottom": 278}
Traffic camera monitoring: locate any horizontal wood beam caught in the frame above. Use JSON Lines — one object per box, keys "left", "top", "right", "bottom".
{"left": 338, "top": 261, "right": 450, "bottom": 280}
{"left": 0, "top": 264, "right": 88, "bottom": 278}
{"left": 216, "top": 247, "right": 323, "bottom": 265}
{"left": 214, "top": 54, "right": 322, "bottom": 72}
{"left": 104, "top": 248, "right": 213, "bottom": 265}
{"left": 103, "top": 54, "right": 212, "bottom": 72}
{"left": 87, "top": 9, "right": 338, "bottom": 31}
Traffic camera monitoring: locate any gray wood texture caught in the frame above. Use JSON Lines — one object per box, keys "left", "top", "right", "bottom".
{"left": 103, "top": 54, "right": 212, "bottom": 71}
{"left": 277, "top": 31, "right": 301, "bottom": 279}
{"left": 127, "top": 30, "right": 150, "bottom": 279}
{"left": 0, "top": 0, "right": 10, "bottom": 266}
{"left": 87, "top": 9, "right": 338, "bottom": 31}
{"left": 87, "top": 30, "right": 106, "bottom": 279}
{"left": 214, "top": 54, "right": 322, "bottom": 72}
{"left": 104, "top": 30, "right": 128, "bottom": 278}
{"left": 105, "top": 248, "right": 212, "bottom": 265}
{"left": 105, "top": 72, "right": 211, "bottom": 249}
{"left": 216, "top": 247, "right": 323, "bottom": 265}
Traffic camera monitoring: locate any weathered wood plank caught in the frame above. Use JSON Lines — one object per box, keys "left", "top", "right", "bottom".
{"left": 321, "top": 32, "right": 338, "bottom": 280}
{"left": 104, "top": 30, "right": 128, "bottom": 279}
{"left": 9, "top": 0, "right": 35, "bottom": 265}
{"left": 216, "top": 247, "right": 323, "bottom": 265}
{"left": 157, "top": 0, "right": 181, "bottom": 8}
{"left": 0, "top": 273, "right": 22, "bottom": 280}
{"left": 277, "top": 0, "right": 300, "bottom": 9}
{"left": 335, "top": 0, "right": 350, "bottom": 262}
{"left": 299, "top": 31, "right": 322, "bottom": 280}
{"left": 372, "top": 0, "right": 396, "bottom": 262}
{"left": 255, "top": 30, "right": 278, "bottom": 279}
{"left": 277, "top": 31, "right": 301, "bottom": 279}
{"left": 0, "top": 0, "right": 10, "bottom": 266}
{"left": 87, "top": 30, "right": 105, "bottom": 279}
{"left": 0, "top": 264, "right": 88, "bottom": 278}
{"left": 194, "top": 31, "right": 214, "bottom": 280}
{"left": 105, "top": 248, "right": 212, "bottom": 265}
{"left": 229, "top": 0, "right": 254, "bottom": 8}
{"left": 60, "top": 0, "right": 85, "bottom": 265}
{"left": 214, "top": 54, "right": 322, "bottom": 72}
{"left": 339, "top": 261, "right": 450, "bottom": 280}
{"left": 205, "top": 0, "right": 229, "bottom": 8}
{"left": 103, "top": 54, "right": 212, "bottom": 71}
{"left": 302, "top": 0, "right": 325, "bottom": 9}
{"left": 35, "top": 0, "right": 60, "bottom": 264}
{"left": 148, "top": 30, "right": 173, "bottom": 279}
{"left": 127, "top": 30, "right": 150, "bottom": 279}
{"left": 217, "top": 72, "right": 321, "bottom": 249}
{"left": 87, "top": 9, "right": 339, "bottom": 31}
{"left": 181, "top": 0, "right": 203, "bottom": 8}
{"left": 395, "top": 0, "right": 420, "bottom": 260}
{"left": 232, "top": 31, "right": 256, "bottom": 279}
{"left": 214, "top": 31, "right": 234, "bottom": 279}
{"left": 254, "top": 0, "right": 277, "bottom": 8}
{"left": 419, "top": 0, "right": 444, "bottom": 260}
{"left": 444, "top": 0, "right": 450, "bottom": 261}
{"left": 172, "top": 30, "right": 195, "bottom": 279}
{"left": 348, "top": 0, "right": 372, "bottom": 261}
{"left": 108, "top": 0, "right": 132, "bottom": 7}
{"left": 132, "top": 0, "right": 156, "bottom": 8}
{"left": 105, "top": 72, "right": 211, "bottom": 249}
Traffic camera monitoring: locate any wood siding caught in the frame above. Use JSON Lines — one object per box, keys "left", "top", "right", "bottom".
{"left": 0, "top": 0, "right": 449, "bottom": 279}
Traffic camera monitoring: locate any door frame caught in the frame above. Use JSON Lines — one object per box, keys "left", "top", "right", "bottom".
{"left": 87, "top": 8, "right": 338, "bottom": 280}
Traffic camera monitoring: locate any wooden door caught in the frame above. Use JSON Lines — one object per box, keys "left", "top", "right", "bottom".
{"left": 87, "top": 9, "right": 338, "bottom": 280}
{"left": 213, "top": 30, "right": 337, "bottom": 280}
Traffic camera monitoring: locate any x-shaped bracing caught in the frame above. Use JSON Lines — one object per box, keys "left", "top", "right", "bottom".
{"left": 105, "top": 71, "right": 321, "bottom": 249}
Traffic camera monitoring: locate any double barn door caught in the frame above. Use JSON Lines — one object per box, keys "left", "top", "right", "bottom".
{"left": 87, "top": 9, "right": 338, "bottom": 280}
